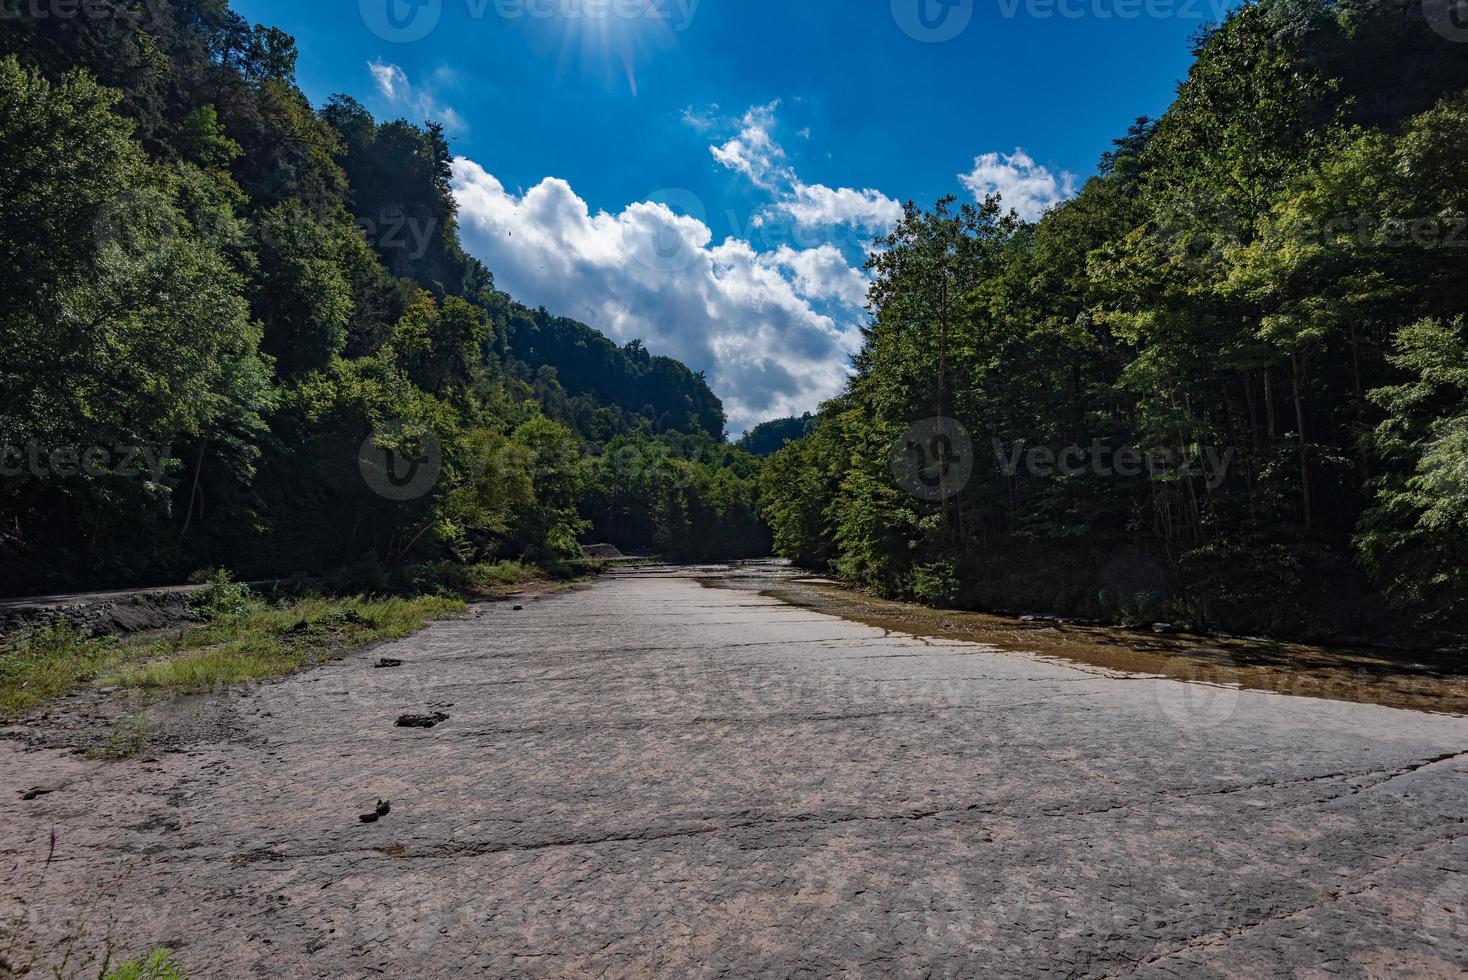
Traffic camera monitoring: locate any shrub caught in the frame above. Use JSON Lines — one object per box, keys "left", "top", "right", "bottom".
{"left": 909, "top": 562, "right": 960, "bottom": 607}
{"left": 190, "top": 570, "right": 257, "bottom": 621}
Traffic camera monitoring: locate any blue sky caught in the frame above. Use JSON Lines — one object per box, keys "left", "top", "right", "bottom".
{"left": 234, "top": 0, "right": 1240, "bottom": 432}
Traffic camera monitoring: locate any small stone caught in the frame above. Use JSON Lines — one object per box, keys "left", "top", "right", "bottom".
{"left": 395, "top": 712, "right": 449, "bottom": 729}
{"left": 358, "top": 799, "right": 391, "bottom": 823}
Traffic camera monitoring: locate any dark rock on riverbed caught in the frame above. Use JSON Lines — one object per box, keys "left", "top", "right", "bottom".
{"left": 359, "top": 799, "right": 392, "bottom": 823}
{"left": 395, "top": 712, "right": 449, "bottom": 729}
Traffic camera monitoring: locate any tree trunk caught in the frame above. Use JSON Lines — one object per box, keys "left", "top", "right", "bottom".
{"left": 1291, "top": 352, "right": 1313, "bottom": 531}
{"left": 1264, "top": 365, "right": 1278, "bottom": 440}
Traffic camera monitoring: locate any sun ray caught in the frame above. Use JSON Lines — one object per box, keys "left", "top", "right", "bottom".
{"left": 516, "top": 1, "right": 680, "bottom": 95}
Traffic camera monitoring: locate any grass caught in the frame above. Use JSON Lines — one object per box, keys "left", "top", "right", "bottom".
{"left": 95, "top": 713, "right": 149, "bottom": 760}
{"left": 103, "top": 948, "right": 188, "bottom": 980}
{"left": 0, "top": 557, "right": 600, "bottom": 722}
{"left": 0, "top": 593, "right": 462, "bottom": 721}
{"left": 100, "top": 594, "right": 463, "bottom": 691}
{"left": 400, "top": 557, "right": 604, "bottom": 597}
{"left": 0, "top": 625, "right": 127, "bottom": 720}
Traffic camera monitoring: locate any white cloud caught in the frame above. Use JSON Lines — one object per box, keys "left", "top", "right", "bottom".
{"left": 367, "top": 59, "right": 466, "bottom": 133}
{"left": 771, "top": 244, "right": 871, "bottom": 309}
{"left": 679, "top": 104, "right": 721, "bottom": 133}
{"left": 709, "top": 101, "right": 790, "bottom": 190}
{"left": 368, "top": 60, "right": 408, "bottom": 101}
{"left": 959, "top": 148, "right": 1076, "bottom": 222}
{"left": 703, "top": 102, "right": 903, "bottom": 240}
{"left": 446, "top": 101, "right": 914, "bottom": 433}
{"left": 776, "top": 183, "right": 904, "bottom": 234}
{"left": 451, "top": 160, "right": 865, "bottom": 434}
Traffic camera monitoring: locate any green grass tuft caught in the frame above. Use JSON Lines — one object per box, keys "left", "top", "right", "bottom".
{"left": 0, "top": 595, "right": 462, "bottom": 721}
{"left": 101, "top": 595, "right": 461, "bottom": 691}
{"left": 103, "top": 948, "right": 187, "bottom": 980}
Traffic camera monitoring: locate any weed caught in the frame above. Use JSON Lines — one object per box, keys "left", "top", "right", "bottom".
{"left": 1, "top": 596, "right": 462, "bottom": 721}
{"left": 0, "top": 626, "right": 126, "bottom": 720}
{"left": 100, "top": 596, "right": 461, "bottom": 692}
{"left": 189, "top": 570, "right": 258, "bottom": 621}
{"left": 102, "top": 948, "right": 187, "bottom": 980}
{"left": 93, "top": 714, "right": 148, "bottom": 760}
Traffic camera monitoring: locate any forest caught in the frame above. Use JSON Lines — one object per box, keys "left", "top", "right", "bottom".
{"left": 4, "top": 0, "right": 1466, "bottom": 648}
{"left": 761, "top": 0, "right": 1468, "bottom": 644}
{"left": 0, "top": 0, "right": 768, "bottom": 596}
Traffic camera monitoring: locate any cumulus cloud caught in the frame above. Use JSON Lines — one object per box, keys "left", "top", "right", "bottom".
{"left": 700, "top": 102, "right": 903, "bottom": 238}
{"left": 959, "top": 148, "right": 1076, "bottom": 222}
{"left": 771, "top": 245, "right": 871, "bottom": 309}
{"left": 368, "top": 60, "right": 466, "bottom": 133}
{"left": 776, "top": 183, "right": 904, "bottom": 234}
{"left": 451, "top": 160, "right": 865, "bottom": 434}
{"left": 709, "top": 101, "right": 790, "bottom": 190}
{"left": 445, "top": 101, "right": 907, "bottom": 432}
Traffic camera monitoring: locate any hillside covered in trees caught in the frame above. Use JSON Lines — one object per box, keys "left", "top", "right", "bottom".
{"left": 761, "top": 0, "right": 1468, "bottom": 645}
{"left": 0, "top": 0, "right": 768, "bottom": 595}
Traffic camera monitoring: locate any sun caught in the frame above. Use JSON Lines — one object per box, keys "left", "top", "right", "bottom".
{"left": 516, "top": 0, "right": 684, "bottom": 95}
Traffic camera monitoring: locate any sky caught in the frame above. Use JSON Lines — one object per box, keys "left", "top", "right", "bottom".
{"left": 233, "top": 0, "right": 1241, "bottom": 433}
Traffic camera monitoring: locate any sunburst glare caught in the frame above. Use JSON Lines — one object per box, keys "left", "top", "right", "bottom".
{"left": 512, "top": 0, "right": 688, "bottom": 95}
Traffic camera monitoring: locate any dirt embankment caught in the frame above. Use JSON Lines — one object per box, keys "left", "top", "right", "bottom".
{"left": 0, "top": 590, "right": 200, "bottom": 642}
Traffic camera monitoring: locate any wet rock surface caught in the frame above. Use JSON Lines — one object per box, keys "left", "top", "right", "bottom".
{"left": 1, "top": 563, "right": 1465, "bottom": 978}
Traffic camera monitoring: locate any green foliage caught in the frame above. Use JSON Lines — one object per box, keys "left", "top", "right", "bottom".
{"left": 761, "top": 0, "right": 1468, "bottom": 639}
{"left": 103, "top": 948, "right": 187, "bottom": 980}
{"left": 1358, "top": 317, "right": 1468, "bottom": 616}
{"left": 584, "top": 431, "right": 769, "bottom": 559}
{"left": 100, "top": 593, "right": 463, "bottom": 692}
{"left": 0, "top": 5, "right": 761, "bottom": 597}
{"left": 909, "top": 562, "right": 960, "bottom": 607}
{"left": 0, "top": 624, "right": 110, "bottom": 719}
{"left": 191, "top": 571, "right": 259, "bottom": 621}
{"left": 736, "top": 414, "right": 817, "bottom": 456}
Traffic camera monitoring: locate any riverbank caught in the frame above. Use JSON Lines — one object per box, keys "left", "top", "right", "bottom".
{"left": 701, "top": 562, "right": 1468, "bottom": 717}
{"left": 0, "top": 561, "right": 603, "bottom": 749}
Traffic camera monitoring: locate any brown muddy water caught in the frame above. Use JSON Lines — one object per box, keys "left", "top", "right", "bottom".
{"left": 694, "top": 560, "right": 1468, "bottom": 717}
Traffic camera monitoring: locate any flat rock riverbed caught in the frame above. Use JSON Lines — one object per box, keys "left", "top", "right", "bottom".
{"left": 2, "top": 563, "right": 1466, "bottom": 977}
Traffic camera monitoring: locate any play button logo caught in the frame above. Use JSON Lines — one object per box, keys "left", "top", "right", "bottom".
{"left": 892, "top": 0, "right": 974, "bottom": 43}
{"left": 361, "top": 0, "right": 443, "bottom": 43}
